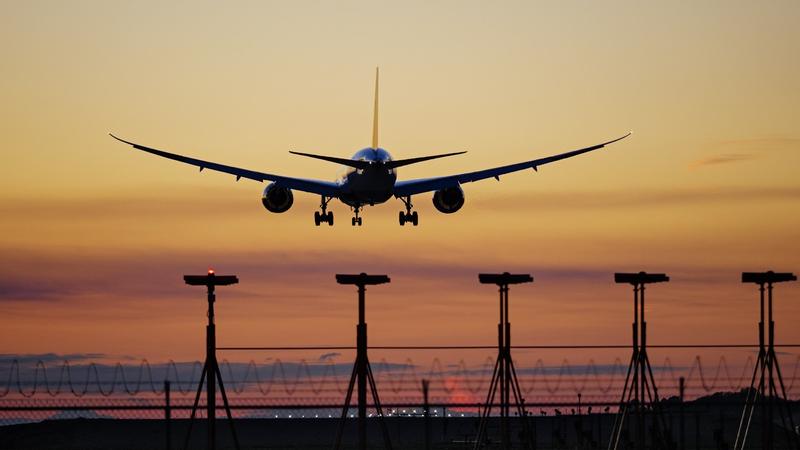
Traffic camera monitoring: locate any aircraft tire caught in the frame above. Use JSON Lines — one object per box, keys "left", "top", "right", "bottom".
{"left": 411, "top": 211, "right": 418, "bottom": 226}
{"left": 399, "top": 211, "right": 406, "bottom": 226}
{"left": 327, "top": 211, "right": 334, "bottom": 226}
{"left": 314, "top": 211, "right": 321, "bottom": 226}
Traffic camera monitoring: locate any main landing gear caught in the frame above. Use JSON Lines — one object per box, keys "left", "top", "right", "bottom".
{"left": 314, "top": 196, "right": 333, "bottom": 226}
{"left": 351, "top": 206, "right": 363, "bottom": 226}
{"left": 398, "top": 196, "right": 418, "bottom": 226}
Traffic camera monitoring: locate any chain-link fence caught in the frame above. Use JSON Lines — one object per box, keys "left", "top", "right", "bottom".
{"left": 1, "top": 346, "right": 798, "bottom": 449}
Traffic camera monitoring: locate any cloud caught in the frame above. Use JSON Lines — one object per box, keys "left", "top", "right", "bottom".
{"left": 688, "top": 136, "right": 800, "bottom": 170}
{"left": 0, "top": 280, "right": 78, "bottom": 302}
{"left": 318, "top": 352, "right": 341, "bottom": 361}
{"left": 0, "top": 246, "right": 503, "bottom": 300}
{"left": 689, "top": 153, "right": 757, "bottom": 169}
{"left": 0, "top": 188, "right": 257, "bottom": 220}
{"left": 0, "top": 243, "right": 769, "bottom": 308}
{"left": 2, "top": 183, "right": 798, "bottom": 226}
{"left": 472, "top": 186, "right": 800, "bottom": 211}
{"left": 0, "top": 352, "right": 107, "bottom": 364}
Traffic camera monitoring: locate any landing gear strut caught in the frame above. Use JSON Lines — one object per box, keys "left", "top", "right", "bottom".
{"left": 351, "top": 206, "right": 363, "bottom": 226}
{"left": 314, "top": 196, "right": 334, "bottom": 226}
{"left": 398, "top": 196, "right": 418, "bottom": 226}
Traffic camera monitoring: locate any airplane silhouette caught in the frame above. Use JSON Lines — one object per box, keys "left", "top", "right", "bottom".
{"left": 111, "top": 68, "right": 630, "bottom": 227}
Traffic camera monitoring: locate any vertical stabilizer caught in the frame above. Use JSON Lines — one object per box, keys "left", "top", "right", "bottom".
{"left": 372, "top": 67, "right": 379, "bottom": 149}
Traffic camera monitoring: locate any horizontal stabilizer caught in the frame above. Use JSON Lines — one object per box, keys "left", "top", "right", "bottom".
{"left": 289, "top": 151, "right": 372, "bottom": 170}
{"left": 386, "top": 151, "right": 467, "bottom": 169}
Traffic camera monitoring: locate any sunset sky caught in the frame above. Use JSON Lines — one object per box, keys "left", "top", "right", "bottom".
{"left": 1, "top": 1, "right": 799, "bottom": 367}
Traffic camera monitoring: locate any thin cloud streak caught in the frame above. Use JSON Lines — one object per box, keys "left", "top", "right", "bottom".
{"left": 0, "top": 280, "right": 80, "bottom": 302}
{"left": 0, "top": 190, "right": 257, "bottom": 220}
{"left": 472, "top": 186, "right": 800, "bottom": 211}
{"left": 689, "top": 153, "right": 757, "bottom": 169}
{"left": 0, "top": 353, "right": 108, "bottom": 364}
{"left": 0, "top": 247, "right": 583, "bottom": 303}
{"left": 2, "top": 185, "right": 798, "bottom": 221}
{"left": 690, "top": 136, "right": 800, "bottom": 170}
{"left": 0, "top": 246, "right": 767, "bottom": 305}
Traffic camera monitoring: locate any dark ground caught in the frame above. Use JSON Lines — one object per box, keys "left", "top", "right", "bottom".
{"left": 0, "top": 394, "right": 798, "bottom": 449}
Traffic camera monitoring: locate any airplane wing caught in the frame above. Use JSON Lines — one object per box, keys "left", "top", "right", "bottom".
{"left": 110, "top": 134, "right": 341, "bottom": 197}
{"left": 393, "top": 133, "right": 631, "bottom": 197}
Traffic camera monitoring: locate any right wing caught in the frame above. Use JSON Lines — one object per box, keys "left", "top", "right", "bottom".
{"left": 393, "top": 133, "right": 631, "bottom": 197}
{"left": 110, "top": 134, "right": 341, "bottom": 197}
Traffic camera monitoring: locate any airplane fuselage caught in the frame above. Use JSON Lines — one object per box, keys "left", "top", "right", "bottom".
{"left": 337, "top": 147, "right": 397, "bottom": 207}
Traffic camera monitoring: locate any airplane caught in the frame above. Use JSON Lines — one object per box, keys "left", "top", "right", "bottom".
{"left": 110, "top": 68, "right": 630, "bottom": 227}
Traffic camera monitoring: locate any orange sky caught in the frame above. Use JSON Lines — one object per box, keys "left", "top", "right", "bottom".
{"left": 1, "top": 1, "right": 799, "bottom": 367}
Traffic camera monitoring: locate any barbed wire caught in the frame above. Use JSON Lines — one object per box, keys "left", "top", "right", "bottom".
{"left": 2, "top": 353, "right": 798, "bottom": 400}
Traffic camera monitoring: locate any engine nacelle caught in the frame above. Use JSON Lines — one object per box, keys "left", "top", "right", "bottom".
{"left": 261, "top": 183, "right": 293, "bottom": 213}
{"left": 432, "top": 186, "right": 465, "bottom": 214}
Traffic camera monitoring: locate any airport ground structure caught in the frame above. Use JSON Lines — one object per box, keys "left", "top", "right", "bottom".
{"left": 1, "top": 343, "right": 798, "bottom": 449}
{"left": 1, "top": 271, "right": 798, "bottom": 449}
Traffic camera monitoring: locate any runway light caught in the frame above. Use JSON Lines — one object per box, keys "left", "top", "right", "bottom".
{"left": 208, "top": 268, "right": 215, "bottom": 275}
{"left": 742, "top": 271, "right": 796, "bottom": 284}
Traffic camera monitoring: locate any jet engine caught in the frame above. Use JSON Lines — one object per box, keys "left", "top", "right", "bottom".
{"left": 432, "top": 186, "right": 465, "bottom": 214}
{"left": 261, "top": 183, "right": 293, "bottom": 213}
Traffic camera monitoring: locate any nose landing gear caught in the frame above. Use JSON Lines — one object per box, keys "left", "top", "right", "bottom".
{"left": 398, "top": 196, "right": 418, "bottom": 226}
{"left": 314, "top": 196, "right": 334, "bottom": 226}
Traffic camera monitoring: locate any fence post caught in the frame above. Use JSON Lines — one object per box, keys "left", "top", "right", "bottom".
{"left": 679, "top": 377, "right": 685, "bottom": 450}
{"left": 165, "top": 379, "right": 171, "bottom": 450}
{"left": 423, "top": 379, "right": 431, "bottom": 450}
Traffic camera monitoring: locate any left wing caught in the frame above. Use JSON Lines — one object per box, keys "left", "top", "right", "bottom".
{"left": 393, "top": 133, "right": 631, "bottom": 197}
{"left": 110, "top": 134, "right": 340, "bottom": 197}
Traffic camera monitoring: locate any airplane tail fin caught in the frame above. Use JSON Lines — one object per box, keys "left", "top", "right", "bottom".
{"left": 290, "top": 69, "right": 465, "bottom": 170}
{"left": 372, "top": 67, "right": 379, "bottom": 149}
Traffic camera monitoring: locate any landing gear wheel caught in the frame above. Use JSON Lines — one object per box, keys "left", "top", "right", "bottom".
{"left": 316, "top": 195, "right": 333, "bottom": 227}
{"left": 351, "top": 206, "right": 363, "bottom": 227}
{"left": 399, "top": 196, "right": 418, "bottom": 227}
